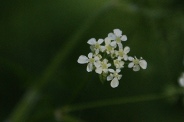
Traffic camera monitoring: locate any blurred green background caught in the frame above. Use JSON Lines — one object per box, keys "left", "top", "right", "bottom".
{"left": 1, "top": 0, "right": 184, "bottom": 121}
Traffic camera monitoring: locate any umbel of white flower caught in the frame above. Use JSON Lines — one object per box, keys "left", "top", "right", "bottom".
{"left": 77, "top": 29, "right": 147, "bottom": 88}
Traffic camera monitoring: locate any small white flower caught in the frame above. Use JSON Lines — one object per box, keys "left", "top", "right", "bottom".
{"left": 128, "top": 56, "right": 147, "bottom": 71}
{"left": 108, "top": 29, "right": 127, "bottom": 48}
{"left": 178, "top": 72, "right": 184, "bottom": 87}
{"left": 77, "top": 53, "right": 101, "bottom": 72}
{"left": 87, "top": 38, "right": 105, "bottom": 54}
{"left": 107, "top": 69, "right": 122, "bottom": 88}
{"left": 110, "top": 50, "right": 116, "bottom": 59}
{"left": 95, "top": 59, "right": 111, "bottom": 74}
{"left": 115, "top": 46, "right": 130, "bottom": 61}
{"left": 114, "top": 57, "right": 125, "bottom": 69}
{"left": 104, "top": 37, "right": 116, "bottom": 54}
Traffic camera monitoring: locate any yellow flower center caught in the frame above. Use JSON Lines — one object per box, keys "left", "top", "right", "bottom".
{"left": 114, "top": 72, "right": 119, "bottom": 77}
{"left": 95, "top": 43, "right": 100, "bottom": 49}
{"left": 118, "top": 50, "right": 124, "bottom": 57}
{"left": 106, "top": 45, "right": 112, "bottom": 51}
{"left": 89, "top": 58, "right": 94, "bottom": 63}
{"left": 133, "top": 59, "right": 139, "bottom": 64}
{"left": 116, "top": 37, "right": 121, "bottom": 43}
{"left": 102, "top": 63, "right": 107, "bottom": 69}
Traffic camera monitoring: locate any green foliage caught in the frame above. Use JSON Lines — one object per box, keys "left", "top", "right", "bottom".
{"left": 1, "top": 0, "right": 184, "bottom": 121}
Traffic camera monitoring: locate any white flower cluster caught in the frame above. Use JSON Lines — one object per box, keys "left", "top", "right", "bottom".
{"left": 77, "top": 29, "right": 147, "bottom": 88}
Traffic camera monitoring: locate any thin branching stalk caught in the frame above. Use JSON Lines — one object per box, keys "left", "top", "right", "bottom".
{"left": 62, "top": 89, "right": 184, "bottom": 113}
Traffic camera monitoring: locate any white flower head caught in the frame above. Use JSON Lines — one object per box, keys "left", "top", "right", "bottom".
{"left": 107, "top": 69, "right": 122, "bottom": 88}
{"left": 128, "top": 56, "right": 147, "bottom": 71}
{"left": 115, "top": 46, "right": 130, "bottom": 61}
{"left": 77, "top": 53, "right": 101, "bottom": 72}
{"left": 78, "top": 28, "right": 148, "bottom": 88}
{"left": 95, "top": 59, "right": 111, "bottom": 74}
{"left": 108, "top": 29, "right": 127, "bottom": 48}
{"left": 87, "top": 38, "right": 105, "bottom": 54}
{"left": 178, "top": 72, "right": 184, "bottom": 87}
{"left": 114, "top": 57, "right": 124, "bottom": 69}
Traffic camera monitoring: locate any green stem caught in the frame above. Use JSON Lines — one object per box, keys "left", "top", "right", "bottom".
{"left": 7, "top": 1, "right": 117, "bottom": 122}
{"left": 62, "top": 89, "right": 184, "bottom": 113}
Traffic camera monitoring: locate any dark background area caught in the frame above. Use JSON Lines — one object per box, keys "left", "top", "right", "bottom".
{"left": 0, "top": 0, "right": 184, "bottom": 121}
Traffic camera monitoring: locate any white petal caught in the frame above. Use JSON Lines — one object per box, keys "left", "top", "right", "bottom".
{"left": 77, "top": 55, "right": 88, "bottom": 64}
{"left": 107, "top": 63, "right": 111, "bottom": 67}
{"left": 110, "top": 78, "right": 119, "bottom": 88}
{"left": 110, "top": 41, "right": 116, "bottom": 47}
{"left": 133, "top": 65, "right": 140, "bottom": 71}
{"left": 139, "top": 60, "right": 147, "bottom": 69}
{"left": 95, "top": 49, "right": 99, "bottom": 54}
{"left": 105, "top": 37, "right": 111, "bottom": 44}
{"left": 108, "top": 33, "right": 116, "bottom": 40}
{"left": 94, "top": 61, "right": 101, "bottom": 68}
{"left": 87, "top": 63, "right": 93, "bottom": 72}
{"left": 118, "top": 75, "right": 122, "bottom": 80}
{"left": 124, "top": 55, "right": 128, "bottom": 61}
{"left": 179, "top": 77, "right": 184, "bottom": 87}
{"left": 108, "top": 69, "right": 114, "bottom": 73}
{"left": 121, "top": 35, "right": 127, "bottom": 41}
{"left": 128, "top": 56, "right": 134, "bottom": 61}
{"left": 98, "top": 39, "right": 104, "bottom": 44}
{"left": 95, "top": 68, "right": 102, "bottom": 74}
{"left": 113, "top": 29, "right": 122, "bottom": 37}
{"left": 87, "top": 38, "right": 96, "bottom": 45}
{"left": 118, "top": 56, "right": 123, "bottom": 60}
{"left": 117, "top": 57, "right": 122, "bottom": 60}
{"left": 128, "top": 62, "right": 134, "bottom": 68}
{"left": 103, "top": 69, "right": 108, "bottom": 73}
{"left": 103, "top": 59, "right": 108, "bottom": 63}
{"left": 116, "top": 69, "right": 121, "bottom": 73}
{"left": 88, "top": 53, "right": 93, "bottom": 58}
{"left": 124, "top": 46, "right": 130, "bottom": 54}
{"left": 94, "top": 56, "right": 100, "bottom": 61}
{"left": 90, "top": 46, "right": 94, "bottom": 52}
{"left": 120, "top": 62, "right": 124, "bottom": 68}
{"left": 100, "top": 46, "right": 105, "bottom": 52}
{"left": 117, "top": 43, "right": 123, "bottom": 49}
{"left": 107, "top": 75, "right": 113, "bottom": 81}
